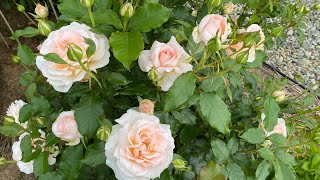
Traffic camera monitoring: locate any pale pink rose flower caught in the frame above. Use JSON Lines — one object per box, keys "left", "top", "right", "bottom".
{"left": 138, "top": 99, "right": 155, "bottom": 115}
{"left": 105, "top": 109, "right": 175, "bottom": 180}
{"left": 192, "top": 14, "right": 231, "bottom": 45}
{"left": 260, "top": 113, "right": 287, "bottom": 137}
{"left": 36, "top": 22, "right": 110, "bottom": 92}
{"left": 138, "top": 36, "right": 193, "bottom": 91}
{"left": 6, "top": 100, "right": 26, "bottom": 124}
{"left": 226, "top": 24, "right": 265, "bottom": 63}
{"left": 52, "top": 111, "right": 82, "bottom": 146}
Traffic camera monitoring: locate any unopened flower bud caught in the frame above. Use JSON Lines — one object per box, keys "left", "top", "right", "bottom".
{"left": 120, "top": 3, "right": 134, "bottom": 18}
{"left": 191, "top": 10, "right": 197, "bottom": 17}
{"left": 208, "top": 0, "right": 221, "bottom": 8}
{"left": 35, "top": 3, "right": 48, "bottom": 18}
{"left": 138, "top": 99, "right": 154, "bottom": 115}
{"left": 172, "top": 159, "right": 190, "bottom": 171}
{"left": 36, "top": 117, "right": 45, "bottom": 126}
{"left": 16, "top": 4, "right": 25, "bottom": 13}
{"left": 272, "top": 90, "right": 286, "bottom": 102}
{"left": 67, "top": 44, "right": 83, "bottom": 62}
{"left": 0, "top": 157, "right": 6, "bottom": 165}
{"left": 148, "top": 68, "right": 158, "bottom": 80}
{"left": 11, "top": 55, "right": 21, "bottom": 64}
{"left": 313, "top": 3, "right": 320, "bottom": 10}
{"left": 223, "top": 2, "right": 235, "bottom": 14}
{"left": 80, "top": 0, "right": 94, "bottom": 8}
{"left": 38, "top": 20, "right": 52, "bottom": 36}
{"left": 96, "top": 125, "right": 111, "bottom": 141}
{"left": 3, "top": 116, "right": 15, "bottom": 124}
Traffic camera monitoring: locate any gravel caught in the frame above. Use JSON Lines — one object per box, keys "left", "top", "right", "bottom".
{"left": 266, "top": 1, "right": 320, "bottom": 89}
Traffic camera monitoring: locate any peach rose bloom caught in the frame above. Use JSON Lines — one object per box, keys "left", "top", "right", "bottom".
{"left": 36, "top": 22, "right": 110, "bottom": 92}
{"left": 138, "top": 99, "right": 154, "bottom": 115}
{"left": 105, "top": 109, "right": 175, "bottom": 180}
{"left": 192, "top": 14, "right": 231, "bottom": 45}
{"left": 52, "top": 111, "right": 82, "bottom": 146}
{"left": 260, "top": 113, "right": 287, "bottom": 137}
{"left": 226, "top": 24, "right": 265, "bottom": 63}
{"left": 138, "top": 36, "right": 193, "bottom": 91}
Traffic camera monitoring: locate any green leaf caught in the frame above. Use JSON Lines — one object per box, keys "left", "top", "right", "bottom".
{"left": 39, "top": 172, "right": 63, "bottom": 180}
{"left": 258, "top": 147, "right": 275, "bottom": 162}
{"left": 226, "top": 162, "right": 245, "bottom": 180}
{"left": 0, "top": 123, "right": 25, "bottom": 137}
{"left": 25, "top": 83, "right": 37, "bottom": 101}
{"left": 268, "top": 133, "right": 286, "bottom": 147}
{"left": 109, "top": 32, "right": 144, "bottom": 70}
{"left": 82, "top": 141, "right": 106, "bottom": 167}
{"left": 104, "top": 71, "right": 129, "bottom": 85}
{"left": 227, "top": 138, "right": 239, "bottom": 154}
{"left": 33, "top": 151, "right": 49, "bottom": 177}
{"left": 199, "top": 93, "right": 231, "bottom": 134}
{"left": 20, "top": 70, "right": 37, "bottom": 86}
{"left": 58, "top": 0, "right": 86, "bottom": 18}
{"left": 59, "top": 145, "right": 84, "bottom": 180}
{"left": 164, "top": 72, "right": 196, "bottom": 111}
{"left": 10, "top": 27, "right": 39, "bottom": 40}
{"left": 277, "top": 153, "right": 296, "bottom": 166}
{"left": 75, "top": 95, "right": 104, "bottom": 139}
{"left": 199, "top": 76, "right": 224, "bottom": 92}
{"left": 240, "top": 128, "right": 265, "bottom": 144}
{"left": 82, "top": 9, "right": 122, "bottom": 29}
{"left": 85, "top": 38, "right": 96, "bottom": 59}
{"left": 255, "top": 160, "right": 270, "bottom": 180}
{"left": 45, "top": 133, "right": 60, "bottom": 147}
{"left": 128, "top": 3, "right": 171, "bottom": 32}
{"left": 17, "top": 44, "right": 36, "bottom": 65}
{"left": 211, "top": 139, "right": 230, "bottom": 162}
{"left": 19, "top": 104, "right": 33, "bottom": 123}
{"left": 273, "top": 160, "right": 296, "bottom": 180}
{"left": 264, "top": 96, "right": 280, "bottom": 131}
{"left": 200, "top": 161, "right": 225, "bottom": 180}
{"left": 172, "top": 109, "right": 196, "bottom": 125}
{"left": 20, "top": 135, "right": 33, "bottom": 162}
{"left": 31, "top": 96, "right": 50, "bottom": 114}
{"left": 155, "top": 169, "right": 172, "bottom": 180}
{"left": 43, "top": 53, "right": 67, "bottom": 64}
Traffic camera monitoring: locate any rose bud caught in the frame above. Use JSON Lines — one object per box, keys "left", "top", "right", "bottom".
{"left": 172, "top": 158, "right": 190, "bottom": 171}
{"left": 38, "top": 20, "right": 52, "bottom": 36}
{"left": 16, "top": 4, "right": 25, "bottom": 13}
{"left": 67, "top": 44, "right": 83, "bottom": 62}
{"left": 80, "top": 0, "right": 94, "bottom": 8}
{"left": 208, "top": 0, "right": 222, "bottom": 8}
{"left": 35, "top": 3, "right": 48, "bottom": 18}
{"left": 120, "top": 3, "right": 134, "bottom": 18}
{"left": 0, "top": 157, "right": 6, "bottom": 165}
{"left": 223, "top": 2, "right": 235, "bottom": 14}
{"left": 11, "top": 55, "right": 21, "bottom": 64}
{"left": 272, "top": 90, "right": 286, "bottom": 102}
{"left": 138, "top": 99, "right": 155, "bottom": 115}
{"left": 52, "top": 111, "right": 82, "bottom": 146}
{"left": 96, "top": 125, "right": 111, "bottom": 141}
{"left": 3, "top": 116, "right": 15, "bottom": 124}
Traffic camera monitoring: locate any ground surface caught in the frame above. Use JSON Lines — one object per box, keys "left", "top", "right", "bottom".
{"left": 0, "top": 8, "right": 38, "bottom": 180}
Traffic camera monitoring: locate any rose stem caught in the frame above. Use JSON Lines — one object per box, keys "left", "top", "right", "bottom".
{"left": 0, "top": 10, "right": 20, "bottom": 45}
{"left": 87, "top": 7, "right": 96, "bottom": 27}
{"left": 22, "top": 12, "right": 36, "bottom": 25}
{"left": 48, "top": 0, "right": 58, "bottom": 21}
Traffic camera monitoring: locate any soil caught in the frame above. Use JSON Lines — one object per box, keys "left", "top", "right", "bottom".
{"left": 0, "top": 8, "right": 42, "bottom": 180}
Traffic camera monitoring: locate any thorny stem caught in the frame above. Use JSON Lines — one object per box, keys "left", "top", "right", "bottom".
{"left": 48, "top": 0, "right": 59, "bottom": 21}
{"left": 0, "top": 10, "right": 21, "bottom": 45}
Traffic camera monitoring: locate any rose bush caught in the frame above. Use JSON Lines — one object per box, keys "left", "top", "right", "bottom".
{"left": 0, "top": 0, "right": 320, "bottom": 179}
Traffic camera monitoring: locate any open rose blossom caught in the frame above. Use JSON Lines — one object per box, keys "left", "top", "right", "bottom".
{"left": 260, "top": 113, "right": 287, "bottom": 137}
{"left": 6, "top": 100, "right": 26, "bottom": 125}
{"left": 138, "top": 36, "right": 193, "bottom": 91}
{"left": 36, "top": 22, "right": 110, "bottom": 92}
{"left": 192, "top": 14, "right": 231, "bottom": 45}
{"left": 52, "top": 111, "right": 82, "bottom": 146}
{"left": 105, "top": 109, "right": 175, "bottom": 180}
{"left": 226, "top": 24, "right": 265, "bottom": 63}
